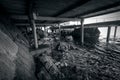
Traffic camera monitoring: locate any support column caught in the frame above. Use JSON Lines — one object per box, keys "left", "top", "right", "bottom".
{"left": 40, "top": 27, "right": 42, "bottom": 30}
{"left": 29, "top": 13, "right": 38, "bottom": 49}
{"left": 58, "top": 24, "right": 61, "bottom": 38}
{"left": 44, "top": 26, "right": 45, "bottom": 31}
{"left": 113, "top": 26, "right": 117, "bottom": 41}
{"left": 81, "top": 18, "right": 84, "bottom": 46}
{"left": 106, "top": 26, "right": 111, "bottom": 44}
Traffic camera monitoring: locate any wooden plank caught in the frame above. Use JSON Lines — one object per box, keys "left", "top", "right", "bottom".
{"left": 11, "top": 15, "right": 80, "bottom": 21}
{"left": 15, "top": 23, "right": 57, "bottom": 26}
{"left": 37, "top": 16, "right": 80, "bottom": 21}
{"left": 78, "top": 2, "right": 120, "bottom": 18}
{"left": 50, "top": 20, "right": 120, "bottom": 29}
{"left": 12, "top": 15, "right": 28, "bottom": 20}
{"left": 82, "top": 6, "right": 120, "bottom": 18}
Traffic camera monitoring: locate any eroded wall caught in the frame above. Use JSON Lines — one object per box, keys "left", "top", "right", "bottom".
{"left": 0, "top": 14, "right": 36, "bottom": 80}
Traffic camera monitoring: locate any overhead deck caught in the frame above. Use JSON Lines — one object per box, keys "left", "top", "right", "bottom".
{"left": 50, "top": 20, "right": 120, "bottom": 29}
{"left": 1, "top": 0, "right": 120, "bottom": 48}
{"left": 0, "top": 0, "right": 120, "bottom": 27}
{"left": 15, "top": 20, "right": 120, "bottom": 28}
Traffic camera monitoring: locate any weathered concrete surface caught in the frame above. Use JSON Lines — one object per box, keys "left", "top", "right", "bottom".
{"left": 0, "top": 15, "right": 36, "bottom": 80}
{"left": 0, "top": 29, "right": 17, "bottom": 80}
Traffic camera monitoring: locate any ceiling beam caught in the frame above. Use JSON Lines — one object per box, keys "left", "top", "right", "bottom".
{"left": 76, "top": 1, "right": 120, "bottom": 18}
{"left": 36, "top": 16, "right": 80, "bottom": 21}
{"left": 41, "top": 0, "right": 90, "bottom": 23}
{"left": 11, "top": 15, "right": 80, "bottom": 21}
{"left": 15, "top": 20, "right": 120, "bottom": 28}
{"left": 52, "top": 20, "right": 120, "bottom": 29}
{"left": 82, "top": 6, "right": 120, "bottom": 18}
{"left": 15, "top": 23, "right": 57, "bottom": 26}
{"left": 53, "top": 0, "right": 91, "bottom": 17}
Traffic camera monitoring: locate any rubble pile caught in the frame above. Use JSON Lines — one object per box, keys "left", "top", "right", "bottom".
{"left": 34, "top": 53, "right": 63, "bottom": 80}
{"left": 50, "top": 41, "right": 120, "bottom": 80}
{"left": 30, "top": 28, "right": 120, "bottom": 80}
{"left": 94, "top": 43, "right": 120, "bottom": 80}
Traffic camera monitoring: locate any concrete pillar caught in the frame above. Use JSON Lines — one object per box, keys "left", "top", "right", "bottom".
{"left": 113, "top": 26, "right": 117, "bottom": 41}
{"left": 81, "top": 18, "right": 84, "bottom": 46}
{"left": 106, "top": 26, "right": 111, "bottom": 44}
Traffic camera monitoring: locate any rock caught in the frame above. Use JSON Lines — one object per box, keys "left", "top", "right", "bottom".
{"left": 14, "top": 42, "right": 36, "bottom": 80}
{"left": 34, "top": 53, "right": 63, "bottom": 80}
{"left": 0, "top": 30, "right": 17, "bottom": 80}
{"left": 0, "top": 15, "right": 37, "bottom": 80}
{"left": 72, "top": 28, "right": 100, "bottom": 47}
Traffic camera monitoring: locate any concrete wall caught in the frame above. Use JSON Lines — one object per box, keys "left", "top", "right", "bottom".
{"left": 0, "top": 14, "right": 36, "bottom": 80}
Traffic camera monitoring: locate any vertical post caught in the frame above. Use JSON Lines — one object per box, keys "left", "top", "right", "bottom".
{"left": 81, "top": 18, "right": 84, "bottom": 46}
{"left": 58, "top": 24, "right": 61, "bottom": 38}
{"left": 106, "top": 26, "right": 111, "bottom": 44}
{"left": 44, "top": 26, "right": 45, "bottom": 31}
{"left": 30, "top": 13, "right": 38, "bottom": 49}
{"left": 40, "top": 26, "right": 42, "bottom": 30}
{"left": 113, "top": 26, "right": 117, "bottom": 41}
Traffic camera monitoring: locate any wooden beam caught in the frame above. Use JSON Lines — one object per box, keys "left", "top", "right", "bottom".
{"left": 11, "top": 15, "right": 28, "bottom": 20}
{"left": 82, "top": 6, "right": 120, "bottom": 18}
{"left": 37, "top": 16, "right": 80, "bottom": 21}
{"left": 15, "top": 23, "right": 57, "bottom": 26}
{"left": 76, "top": 1, "right": 120, "bottom": 18}
{"left": 51, "top": 20, "right": 120, "bottom": 29}
{"left": 15, "top": 19, "right": 120, "bottom": 28}
{"left": 81, "top": 18, "right": 84, "bottom": 46}
{"left": 29, "top": 13, "right": 38, "bottom": 49}
{"left": 53, "top": 0, "right": 90, "bottom": 17}
{"left": 28, "top": 0, "right": 38, "bottom": 49}
{"left": 106, "top": 26, "right": 111, "bottom": 44}
{"left": 11, "top": 15, "right": 80, "bottom": 21}
{"left": 58, "top": 24, "right": 61, "bottom": 38}
{"left": 113, "top": 26, "right": 118, "bottom": 41}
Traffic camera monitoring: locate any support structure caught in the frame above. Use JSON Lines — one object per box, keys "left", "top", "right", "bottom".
{"left": 58, "top": 24, "right": 61, "bottom": 38}
{"left": 29, "top": 13, "right": 38, "bottom": 49}
{"left": 81, "top": 18, "right": 84, "bottom": 46}
{"left": 106, "top": 26, "right": 111, "bottom": 44}
{"left": 113, "top": 26, "right": 117, "bottom": 41}
{"left": 12, "top": 15, "right": 80, "bottom": 21}
{"left": 44, "top": 26, "right": 45, "bottom": 31}
{"left": 28, "top": 0, "right": 38, "bottom": 49}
